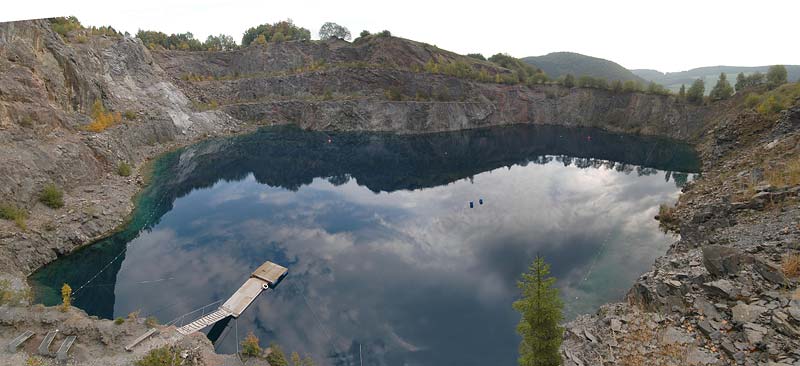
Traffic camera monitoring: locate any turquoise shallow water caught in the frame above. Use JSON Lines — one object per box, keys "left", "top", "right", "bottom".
{"left": 30, "top": 124, "right": 699, "bottom": 366}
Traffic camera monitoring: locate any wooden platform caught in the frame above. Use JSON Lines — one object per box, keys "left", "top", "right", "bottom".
{"left": 251, "top": 261, "right": 288, "bottom": 286}
{"left": 175, "top": 261, "right": 287, "bottom": 336}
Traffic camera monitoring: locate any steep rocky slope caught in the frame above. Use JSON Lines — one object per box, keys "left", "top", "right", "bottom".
{"left": 561, "top": 98, "right": 800, "bottom": 366}
{"left": 154, "top": 42, "right": 708, "bottom": 138}
{"left": 0, "top": 19, "right": 244, "bottom": 276}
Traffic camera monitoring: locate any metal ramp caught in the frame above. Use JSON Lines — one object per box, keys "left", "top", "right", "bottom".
{"left": 124, "top": 328, "right": 158, "bottom": 352}
{"left": 56, "top": 336, "right": 76, "bottom": 362}
{"left": 38, "top": 330, "right": 58, "bottom": 355}
{"left": 6, "top": 330, "right": 34, "bottom": 352}
{"left": 177, "top": 309, "right": 231, "bottom": 335}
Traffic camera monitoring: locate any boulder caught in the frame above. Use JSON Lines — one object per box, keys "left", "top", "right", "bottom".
{"left": 771, "top": 311, "right": 800, "bottom": 338}
{"left": 694, "top": 297, "right": 723, "bottom": 321}
{"left": 702, "top": 245, "right": 753, "bottom": 277}
{"left": 743, "top": 322, "right": 768, "bottom": 345}
{"left": 703, "top": 279, "right": 738, "bottom": 299}
{"left": 731, "top": 302, "right": 767, "bottom": 324}
{"left": 754, "top": 259, "right": 786, "bottom": 284}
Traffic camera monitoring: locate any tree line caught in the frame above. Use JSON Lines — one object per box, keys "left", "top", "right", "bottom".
{"left": 677, "top": 65, "right": 789, "bottom": 105}
{"left": 129, "top": 18, "right": 679, "bottom": 96}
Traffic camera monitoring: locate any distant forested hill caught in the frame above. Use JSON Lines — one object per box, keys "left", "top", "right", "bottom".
{"left": 631, "top": 65, "right": 800, "bottom": 93}
{"left": 522, "top": 52, "right": 645, "bottom": 82}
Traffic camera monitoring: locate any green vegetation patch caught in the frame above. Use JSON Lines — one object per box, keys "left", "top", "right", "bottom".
{"left": 745, "top": 82, "right": 800, "bottom": 117}
{"left": 118, "top": 162, "right": 132, "bottom": 177}
{"left": 0, "top": 203, "right": 28, "bottom": 229}
{"left": 135, "top": 346, "right": 182, "bottom": 366}
{"left": 39, "top": 183, "right": 65, "bottom": 209}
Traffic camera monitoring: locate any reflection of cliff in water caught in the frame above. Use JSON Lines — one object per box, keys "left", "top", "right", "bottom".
{"left": 29, "top": 124, "right": 699, "bottom": 320}
{"left": 168, "top": 124, "right": 698, "bottom": 197}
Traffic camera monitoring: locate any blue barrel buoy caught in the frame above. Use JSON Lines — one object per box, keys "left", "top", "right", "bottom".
{"left": 479, "top": 198, "right": 483, "bottom": 205}
{"left": 469, "top": 201, "right": 474, "bottom": 208}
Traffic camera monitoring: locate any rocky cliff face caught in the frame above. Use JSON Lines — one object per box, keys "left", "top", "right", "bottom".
{"left": 561, "top": 100, "right": 800, "bottom": 366}
{"left": 155, "top": 44, "right": 708, "bottom": 139}
{"left": 0, "top": 19, "right": 243, "bottom": 274}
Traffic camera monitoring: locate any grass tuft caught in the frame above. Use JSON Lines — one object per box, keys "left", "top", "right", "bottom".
{"left": 0, "top": 203, "right": 28, "bottom": 229}
{"left": 39, "top": 183, "right": 64, "bottom": 209}
{"left": 118, "top": 162, "right": 132, "bottom": 177}
{"left": 782, "top": 253, "right": 800, "bottom": 278}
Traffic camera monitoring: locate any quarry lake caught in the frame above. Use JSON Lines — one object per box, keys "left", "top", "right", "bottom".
{"left": 30, "top": 124, "right": 700, "bottom": 366}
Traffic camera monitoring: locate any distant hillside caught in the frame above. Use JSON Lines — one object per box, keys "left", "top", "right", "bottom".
{"left": 632, "top": 65, "right": 800, "bottom": 93}
{"left": 522, "top": 52, "right": 645, "bottom": 82}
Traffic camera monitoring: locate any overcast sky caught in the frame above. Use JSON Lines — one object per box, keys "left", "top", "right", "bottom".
{"left": 3, "top": 0, "right": 797, "bottom": 72}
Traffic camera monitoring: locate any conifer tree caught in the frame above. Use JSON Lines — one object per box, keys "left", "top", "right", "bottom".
{"left": 735, "top": 72, "right": 746, "bottom": 92}
{"left": 513, "top": 255, "right": 564, "bottom": 366}
{"left": 562, "top": 74, "right": 575, "bottom": 88}
{"left": 709, "top": 73, "right": 734, "bottom": 101}
{"left": 678, "top": 84, "right": 686, "bottom": 100}
{"left": 686, "top": 78, "right": 705, "bottom": 105}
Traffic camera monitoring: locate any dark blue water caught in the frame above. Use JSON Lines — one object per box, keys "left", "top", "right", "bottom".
{"left": 30, "top": 125, "right": 699, "bottom": 366}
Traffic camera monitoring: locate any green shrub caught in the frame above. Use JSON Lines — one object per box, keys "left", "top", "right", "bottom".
{"left": 241, "top": 331, "right": 262, "bottom": 357}
{"left": 241, "top": 20, "right": 311, "bottom": 46}
{"left": 49, "top": 16, "right": 82, "bottom": 37}
{"left": 39, "top": 184, "right": 64, "bottom": 209}
{"left": 0, "top": 203, "right": 28, "bottom": 229}
{"left": 757, "top": 95, "right": 785, "bottom": 115}
{"left": 123, "top": 111, "right": 137, "bottom": 120}
{"left": 114, "top": 317, "right": 124, "bottom": 325}
{"left": 136, "top": 346, "right": 182, "bottom": 366}
{"left": 265, "top": 343, "right": 288, "bottom": 365}
{"left": 145, "top": 316, "right": 158, "bottom": 328}
{"left": 117, "top": 162, "right": 132, "bottom": 177}
{"left": 744, "top": 93, "right": 762, "bottom": 108}
{"left": 744, "top": 82, "right": 800, "bottom": 117}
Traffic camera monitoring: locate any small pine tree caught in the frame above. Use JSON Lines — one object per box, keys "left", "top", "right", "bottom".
{"left": 686, "top": 78, "right": 705, "bottom": 105}
{"left": 513, "top": 255, "right": 564, "bottom": 366}
{"left": 60, "top": 283, "right": 72, "bottom": 312}
{"left": 709, "top": 73, "right": 734, "bottom": 101}
{"left": 678, "top": 84, "right": 686, "bottom": 100}
{"left": 735, "top": 72, "right": 746, "bottom": 92}
{"left": 562, "top": 74, "right": 575, "bottom": 88}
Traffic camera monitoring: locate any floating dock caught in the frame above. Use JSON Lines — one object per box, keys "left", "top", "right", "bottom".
{"left": 176, "top": 261, "right": 287, "bottom": 335}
